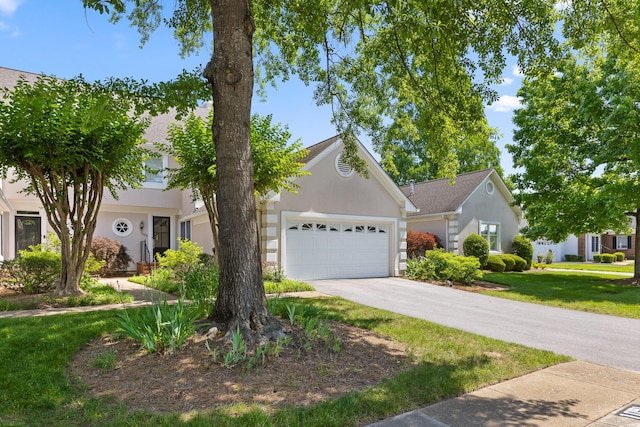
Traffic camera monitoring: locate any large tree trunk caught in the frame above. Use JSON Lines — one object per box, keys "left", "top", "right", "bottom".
{"left": 206, "top": 0, "right": 283, "bottom": 342}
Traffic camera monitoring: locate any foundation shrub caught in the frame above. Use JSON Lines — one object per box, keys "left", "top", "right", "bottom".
{"left": 463, "top": 233, "right": 489, "bottom": 268}
{"left": 486, "top": 255, "right": 506, "bottom": 272}
{"left": 512, "top": 235, "right": 534, "bottom": 269}
{"left": 406, "top": 230, "right": 441, "bottom": 258}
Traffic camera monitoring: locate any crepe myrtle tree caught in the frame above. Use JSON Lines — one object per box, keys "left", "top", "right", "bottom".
{"left": 84, "top": 0, "right": 567, "bottom": 341}
{"left": 161, "top": 111, "right": 308, "bottom": 265}
{"left": 0, "top": 75, "right": 149, "bottom": 295}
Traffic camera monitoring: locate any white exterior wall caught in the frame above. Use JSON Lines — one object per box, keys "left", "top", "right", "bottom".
{"left": 533, "top": 235, "right": 579, "bottom": 263}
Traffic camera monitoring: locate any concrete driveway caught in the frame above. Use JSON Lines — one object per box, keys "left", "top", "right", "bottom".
{"left": 307, "top": 277, "right": 640, "bottom": 373}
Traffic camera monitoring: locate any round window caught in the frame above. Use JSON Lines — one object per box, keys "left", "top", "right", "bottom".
{"left": 112, "top": 218, "right": 133, "bottom": 237}
{"left": 335, "top": 153, "right": 354, "bottom": 177}
{"left": 486, "top": 181, "right": 495, "bottom": 195}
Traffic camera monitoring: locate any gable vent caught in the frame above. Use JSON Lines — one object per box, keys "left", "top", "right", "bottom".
{"left": 335, "top": 153, "right": 354, "bottom": 177}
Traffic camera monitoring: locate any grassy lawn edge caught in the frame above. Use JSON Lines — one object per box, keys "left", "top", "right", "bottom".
{"left": 0, "top": 297, "right": 569, "bottom": 426}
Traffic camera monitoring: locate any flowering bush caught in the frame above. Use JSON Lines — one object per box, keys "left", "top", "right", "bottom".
{"left": 262, "top": 262, "right": 286, "bottom": 282}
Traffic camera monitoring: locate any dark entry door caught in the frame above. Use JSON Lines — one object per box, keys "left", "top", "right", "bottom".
{"left": 15, "top": 216, "right": 41, "bottom": 252}
{"left": 153, "top": 216, "right": 170, "bottom": 260}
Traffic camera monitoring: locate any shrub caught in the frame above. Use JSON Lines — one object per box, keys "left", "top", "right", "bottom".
{"left": 593, "top": 254, "right": 603, "bottom": 263}
{"left": 502, "top": 254, "right": 526, "bottom": 272}
{"left": 90, "top": 237, "right": 132, "bottom": 276}
{"left": 405, "top": 249, "right": 482, "bottom": 284}
{"left": 601, "top": 253, "right": 615, "bottom": 263}
{"left": 500, "top": 254, "right": 515, "bottom": 272}
{"left": 536, "top": 254, "right": 545, "bottom": 263}
{"left": 486, "top": 255, "right": 506, "bottom": 272}
{"left": 180, "top": 264, "right": 219, "bottom": 317}
{"left": 564, "top": 254, "right": 579, "bottom": 262}
{"left": 463, "top": 234, "right": 489, "bottom": 268}
{"left": 262, "top": 262, "right": 286, "bottom": 282}
{"left": 156, "top": 239, "right": 204, "bottom": 275}
{"left": 512, "top": 235, "right": 534, "bottom": 270}
{"left": 544, "top": 249, "right": 554, "bottom": 264}
{"left": 406, "top": 230, "right": 441, "bottom": 258}
{"left": 511, "top": 255, "right": 527, "bottom": 272}
{"left": 613, "top": 252, "right": 625, "bottom": 262}
{"left": 0, "top": 249, "right": 61, "bottom": 294}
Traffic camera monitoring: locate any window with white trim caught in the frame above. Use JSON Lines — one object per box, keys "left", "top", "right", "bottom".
{"left": 180, "top": 220, "right": 192, "bottom": 240}
{"left": 617, "top": 235, "right": 630, "bottom": 250}
{"left": 143, "top": 155, "right": 167, "bottom": 188}
{"left": 479, "top": 222, "right": 500, "bottom": 252}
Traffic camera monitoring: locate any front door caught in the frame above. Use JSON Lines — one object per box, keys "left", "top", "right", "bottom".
{"left": 153, "top": 216, "right": 170, "bottom": 260}
{"left": 15, "top": 216, "right": 41, "bottom": 253}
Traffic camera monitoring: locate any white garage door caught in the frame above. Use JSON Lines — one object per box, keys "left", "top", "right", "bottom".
{"left": 285, "top": 220, "right": 390, "bottom": 280}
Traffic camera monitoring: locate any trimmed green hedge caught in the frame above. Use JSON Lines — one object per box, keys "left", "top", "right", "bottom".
{"left": 613, "top": 252, "right": 625, "bottom": 262}
{"left": 564, "top": 254, "right": 585, "bottom": 262}
{"left": 500, "top": 254, "right": 515, "bottom": 272}
{"left": 601, "top": 253, "right": 615, "bottom": 263}
{"left": 463, "top": 234, "right": 489, "bottom": 268}
{"left": 512, "top": 235, "right": 534, "bottom": 270}
{"left": 486, "top": 255, "right": 506, "bottom": 272}
{"left": 406, "top": 249, "right": 482, "bottom": 284}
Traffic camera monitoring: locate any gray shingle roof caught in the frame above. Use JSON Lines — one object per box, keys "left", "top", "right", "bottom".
{"left": 400, "top": 168, "right": 494, "bottom": 216}
{"left": 302, "top": 135, "right": 341, "bottom": 164}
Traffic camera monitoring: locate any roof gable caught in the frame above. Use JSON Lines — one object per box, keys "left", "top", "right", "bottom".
{"left": 400, "top": 168, "right": 516, "bottom": 217}
{"left": 268, "top": 135, "right": 418, "bottom": 213}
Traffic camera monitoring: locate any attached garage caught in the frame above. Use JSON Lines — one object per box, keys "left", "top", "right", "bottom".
{"left": 259, "top": 135, "right": 418, "bottom": 281}
{"left": 284, "top": 217, "right": 391, "bottom": 280}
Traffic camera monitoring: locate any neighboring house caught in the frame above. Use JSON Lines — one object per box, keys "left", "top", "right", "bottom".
{"left": 1, "top": 66, "right": 418, "bottom": 280}
{"left": 400, "top": 168, "right": 522, "bottom": 255}
{"left": 534, "top": 223, "right": 636, "bottom": 263}
{"left": 0, "top": 66, "right": 209, "bottom": 269}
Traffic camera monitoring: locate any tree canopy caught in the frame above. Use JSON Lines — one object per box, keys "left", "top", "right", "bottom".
{"left": 509, "top": 47, "right": 640, "bottom": 276}
{"left": 82, "top": 0, "right": 599, "bottom": 339}
{"left": 0, "top": 75, "right": 149, "bottom": 294}
{"left": 163, "top": 111, "right": 308, "bottom": 260}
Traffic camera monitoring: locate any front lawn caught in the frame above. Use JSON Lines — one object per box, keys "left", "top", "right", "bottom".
{"left": 0, "top": 298, "right": 569, "bottom": 426}
{"left": 481, "top": 271, "right": 640, "bottom": 318}
{"left": 545, "top": 262, "right": 634, "bottom": 273}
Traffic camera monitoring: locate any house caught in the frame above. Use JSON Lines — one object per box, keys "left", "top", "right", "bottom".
{"left": 0, "top": 66, "right": 418, "bottom": 280}
{"left": 399, "top": 168, "right": 522, "bottom": 255}
{"left": 257, "top": 136, "right": 418, "bottom": 280}
{"left": 0, "top": 66, "right": 209, "bottom": 268}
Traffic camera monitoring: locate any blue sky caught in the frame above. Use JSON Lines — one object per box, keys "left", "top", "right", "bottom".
{"left": 1, "top": 0, "right": 524, "bottom": 176}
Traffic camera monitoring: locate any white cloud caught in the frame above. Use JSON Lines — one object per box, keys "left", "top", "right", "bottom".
{"left": 0, "top": 21, "right": 7, "bottom": 30}
{"left": 500, "top": 77, "right": 514, "bottom": 86}
{"left": 0, "top": 0, "right": 21, "bottom": 16}
{"left": 512, "top": 65, "right": 524, "bottom": 77}
{"left": 488, "top": 95, "right": 522, "bottom": 112}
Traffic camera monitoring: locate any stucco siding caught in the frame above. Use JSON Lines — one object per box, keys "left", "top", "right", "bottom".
{"left": 456, "top": 177, "right": 520, "bottom": 254}
{"left": 406, "top": 218, "right": 447, "bottom": 245}
{"left": 274, "top": 146, "right": 400, "bottom": 219}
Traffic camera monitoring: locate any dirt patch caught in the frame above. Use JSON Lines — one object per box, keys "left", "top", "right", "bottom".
{"left": 68, "top": 320, "right": 414, "bottom": 414}
{"left": 608, "top": 277, "right": 640, "bottom": 287}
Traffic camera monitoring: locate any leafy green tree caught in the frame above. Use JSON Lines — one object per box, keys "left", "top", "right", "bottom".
{"left": 162, "top": 112, "right": 308, "bottom": 264}
{"left": 83, "top": 0, "right": 564, "bottom": 340}
{"left": 381, "top": 119, "right": 503, "bottom": 185}
{"left": 0, "top": 75, "right": 149, "bottom": 295}
{"left": 509, "top": 49, "right": 640, "bottom": 277}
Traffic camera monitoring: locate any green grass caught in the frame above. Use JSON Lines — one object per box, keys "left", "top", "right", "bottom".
{"left": 129, "top": 273, "right": 314, "bottom": 295}
{"left": 0, "top": 298, "right": 569, "bottom": 426}
{"left": 0, "top": 282, "right": 133, "bottom": 311}
{"left": 545, "top": 262, "right": 634, "bottom": 273}
{"left": 481, "top": 271, "right": 640, "bottom": 318}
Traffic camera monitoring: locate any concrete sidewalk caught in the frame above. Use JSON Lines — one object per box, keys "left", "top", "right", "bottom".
{"left": 368, "top": 361, "right": 640, "bottom": 427}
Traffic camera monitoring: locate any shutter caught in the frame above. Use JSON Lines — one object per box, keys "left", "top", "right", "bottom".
{"left": 628, "top": 236, "right": 632, "bottom": 249}
{"left": 612, "top": 236, "right": 617, "bottom": 249}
